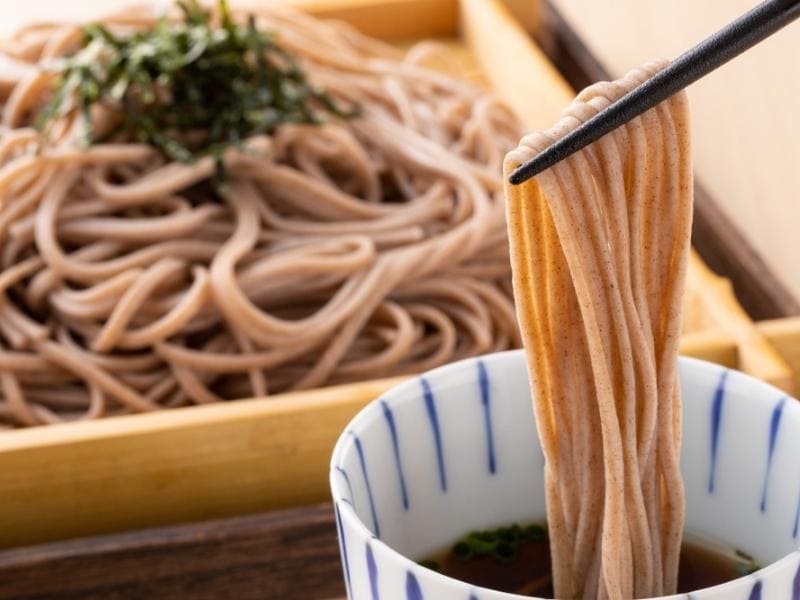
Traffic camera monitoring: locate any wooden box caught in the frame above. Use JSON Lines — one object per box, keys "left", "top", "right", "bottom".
{"left": 0, "top": 0, "right": 798, "bottom": 555}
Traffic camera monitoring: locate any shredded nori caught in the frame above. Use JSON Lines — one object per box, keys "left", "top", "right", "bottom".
{"left": 37, "top": 0, "right": 356, "bottom": 182}
{"left": 449, "top": 522, "right": 549, "bottom": 564}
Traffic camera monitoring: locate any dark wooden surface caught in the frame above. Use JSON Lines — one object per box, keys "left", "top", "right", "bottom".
{"left": 0, "top": 504, "right": 345, "bottom": 600}
{"left": 541, "top": 1, "right": 800, "bottom": 320}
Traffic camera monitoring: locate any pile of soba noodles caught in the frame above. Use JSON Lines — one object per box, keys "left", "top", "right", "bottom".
{"left": 505, "top": 61, "right": 692, "bottom": 599}
{"left": 0, "top": 2, "right": 523, "bottom": 427}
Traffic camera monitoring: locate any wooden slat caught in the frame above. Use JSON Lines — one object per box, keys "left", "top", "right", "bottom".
{"left": 0, "top": 504, "right": 344, "bottom": 600}
{"left": 273, "top": 0, "right": 458, "bottom": 39}
{"left": 687, "top": 252, "right": 794, "bottom": 393}
{"left": 756, "top": 317, "right": 800, "bottom": 394}
{"left": 679, "top": 330, "right": 738, "bottom": 370}
{"left": 460, "top": 0, "right": 573, "bottom": 130}
{"left": 0, "top": 377, "right": 405, "bottom": 549}
{"left": 500, "top": 0, "right": 541, "bottom": 33}
{"left": 0, "top": 0, "right": 458, "bottom": 40}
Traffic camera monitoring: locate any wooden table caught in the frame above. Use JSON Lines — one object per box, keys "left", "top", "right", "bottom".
{"left": 0, "top": 504, "right": 345, "bottom": 600}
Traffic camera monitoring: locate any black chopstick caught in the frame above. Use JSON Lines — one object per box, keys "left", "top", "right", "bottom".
{"left": 508, "top": 0, "right": 800, "bottom": 186}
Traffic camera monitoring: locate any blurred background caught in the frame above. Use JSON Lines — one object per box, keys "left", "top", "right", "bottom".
{"left": 549, "top": 0, "right": 800, "bottom": 303}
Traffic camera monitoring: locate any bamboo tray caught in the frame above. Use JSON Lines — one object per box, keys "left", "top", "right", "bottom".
{"left": 0, "top": 0, "right": 798, "bottom": 551}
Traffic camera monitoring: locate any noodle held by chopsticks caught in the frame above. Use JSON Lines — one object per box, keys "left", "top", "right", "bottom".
{"left": 0, "top": 2, "right": 524, "bottom": 426}
{"left": 504, "top": 61, "right": 692, "bottom": 599}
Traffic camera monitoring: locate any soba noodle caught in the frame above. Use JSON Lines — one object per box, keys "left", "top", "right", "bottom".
{"left": 504, "top": 61, "right": 692, "bottom": 599}
{"left": 0, "top": 4, "right": 523, "bottom": 426}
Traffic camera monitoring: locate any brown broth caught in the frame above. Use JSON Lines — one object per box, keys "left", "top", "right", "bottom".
{"left": 420, "top": 526, "right": 758, "bottom": 598}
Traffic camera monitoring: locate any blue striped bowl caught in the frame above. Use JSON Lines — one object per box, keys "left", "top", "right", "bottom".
{"left": 330, "top": 350, "right": 800, "bottom": 599}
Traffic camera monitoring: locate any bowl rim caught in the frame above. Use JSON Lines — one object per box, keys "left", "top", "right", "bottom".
{"left": 329, "top": 351, "right": 800, "bottom": 599}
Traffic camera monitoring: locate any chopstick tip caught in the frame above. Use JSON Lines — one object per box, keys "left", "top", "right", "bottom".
{"left": 508, "top": 167, "right": 528, "bottom": 186}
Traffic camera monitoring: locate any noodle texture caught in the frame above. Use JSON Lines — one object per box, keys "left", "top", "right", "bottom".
{"left": 504, "top": 61, "right": 692, "bottom": 599}
{"left": 0, "top": 5, "right": 523, "bottom": 426}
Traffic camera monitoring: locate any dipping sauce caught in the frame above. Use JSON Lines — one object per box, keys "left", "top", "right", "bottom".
{"left": 420, "top": 523, "right": 759, "bottom": 597}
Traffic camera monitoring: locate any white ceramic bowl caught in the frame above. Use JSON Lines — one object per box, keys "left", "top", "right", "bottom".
{"left": 330, "top": 351, "right": 800, "bottom": 599}
{"left": 331, "top": 352, "right": 800, "bottom": 600}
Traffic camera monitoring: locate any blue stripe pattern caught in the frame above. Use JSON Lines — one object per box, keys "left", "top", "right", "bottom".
{"left": 366, "top": 542, "right": 379, "bottom": 600}
{"left": 331, "top": 358, "right": 800, "bottom": 600}
{"left": 795, "top": 489, "right": 800, "bottom": 539}
{"left": 334, "top": 503, "right": 352, "bottom": 596}
{"left": 708, "top": 370, "right": 727, "bottom": 494}
{"left": 477, "top": 360, "right": 497, "bottom": 475}
{"left": 335, "top": 466, "right": 356, "bottom": 508}
{"left": 351, "top": 431, "right": 381, "bottom": 538}
{"left": 405, "top": 571, "right": 423, "bottom": 600}
{"left": 760, "top": 396, "right": 786, "bottom": 512}
{"left": 381, "top": 400, "right": 410, "bottom": 510}
{"left": 422, "top": 377, "right": 447, "bottom": 492}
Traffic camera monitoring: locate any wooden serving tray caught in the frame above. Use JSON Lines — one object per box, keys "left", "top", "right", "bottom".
{"left": 0, "top": 0, "right": 798, "bottom": 556}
